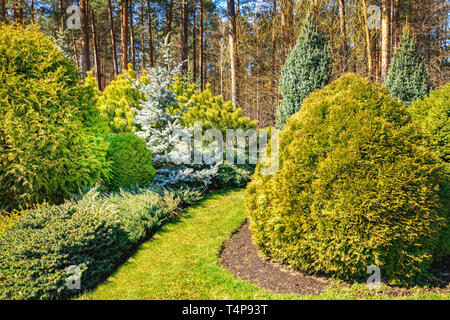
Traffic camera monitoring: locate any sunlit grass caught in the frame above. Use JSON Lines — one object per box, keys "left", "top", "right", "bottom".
{"left": 77, "top": 189, "right": 450, "bottom": 300}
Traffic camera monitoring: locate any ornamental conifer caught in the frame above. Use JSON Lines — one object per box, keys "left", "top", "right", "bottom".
{"left": 384, "top": 27, "right": 429, "bottom": 105}
{"left": 276, "top": 14, "right": 331, "bottom": 128}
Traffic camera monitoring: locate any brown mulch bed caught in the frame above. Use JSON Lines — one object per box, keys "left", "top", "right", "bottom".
{"left": 219, "top": 221, "right": 450, "bottom": 297}
{"left": 219, "top": 221, "right": 331, "bottom": 295}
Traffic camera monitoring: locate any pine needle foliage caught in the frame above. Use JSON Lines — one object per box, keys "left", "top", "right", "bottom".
{"left": 171, "top": 80, "right": 257, "bottom": 134}
{"left": 409, "top": 83, "right": 450, "bottom": 164}
{"left": 96, "top": 65, "right": 149, "bottom": 133}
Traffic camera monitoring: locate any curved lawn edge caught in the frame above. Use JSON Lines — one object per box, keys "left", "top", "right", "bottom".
{"left": 77, "top": 189, "right": 450, "bottom": 300}
{"left": 77, "top": 189, "right": 299, "bottom": 300}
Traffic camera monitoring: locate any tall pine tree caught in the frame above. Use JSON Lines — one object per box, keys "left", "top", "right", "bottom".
{"left": 276, "top": 14, "right": 331, "bottom": 128}
{"left": 384, "top": 28, "right": 429, "bottom": 105}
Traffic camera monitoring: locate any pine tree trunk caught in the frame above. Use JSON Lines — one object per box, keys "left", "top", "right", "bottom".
{"left": 72, "top": 30, "right": 80, "bottom": 68}
{"left": 381, "top": 0, "right": 391, "bottom": 80}
{"left": 0, "top": 0, "right": 6, "bottom": 22}
{"left": 12, "top": 0, "right": 24, "bottom": 25}
{"left": 271, "top": 0, "right": 277, "bottom": 113}
{"left": 165, "top": 0, "right": 174, "bottom": 41}
{"left": 193, "top": 4, "right": 197, "bottom": 81}
{"left": 80, "top": 0, "right": 90, "bottom": 76}
{"left": 141, "top": 35, "right": 146, "bottom": 71}
{"left": 180, "top": 0, "right": 188, "bottom": 74}
{"left": 141, "top": 0, "right": 146, "bottom": 70}
{"left": 91, "top": 10, "right": 102, "bottom": 91}
{"left": 129, "top": 2, "right": 136, "bottom": 71}
{"left": 108, "top": 0, "right": 119, "bottom": 77}
{"left": 361, "top": 0, "right": 373, "bottom": 79}
{"left": 394, "top": 0, "right": 400, "bottom": 49}
{"left": 101, "top": 58, "right": 106, "bottom": 89}
{"left": 390, "top": 0, "right": 394, "bottom": 52}
{"left": 199, "top": 0, "right": 204, "bottom": 90}
{"left": 30, "top": 0, "right": 35, "bottom": 23}
{"left": 58, "top": 0, "right": 64, "bottom": 31}
{"left": 228, "top": 0, "right": 237, "bottom": 107}
{"left": 120, "top": 0, "right": 129, "bottom": 72}
{"left": 338, "top": 0, "right": 348, "bottom": 73}
{"left": 147, "top": 0, "right": 154, "bottom": 67}
{"left": 204, "top": 27, "right": 208, "bottom": 86}
{"left": 280, "top": 0, "right": 293, "bottom": 57}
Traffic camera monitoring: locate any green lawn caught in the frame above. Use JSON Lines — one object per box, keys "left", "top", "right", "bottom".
{"left": 78, "top": 189, "right": 450, "bottom": 300}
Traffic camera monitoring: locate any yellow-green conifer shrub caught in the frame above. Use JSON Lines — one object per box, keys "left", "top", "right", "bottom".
{"left": 0, "top": 209, "right": 27, "bottom": 237}
{"left": 409, "top": 83, "right": 450, "bottom": 258}
{"left": 245, "top": 74, "right": 448, "bottom": 285}
{"left": 97, "top": 65, "right": 149, "bottom": 133}
{"left": 0, "top": 25, "right": 110, "bottom": 210}
{"left": 409, "top": 83, "right": 449, "bottom": 164}
{"left": 171, "top": 80, "right": 257, "bottom": 133}
{"left": 82, "top": 71, "right": 110, "bottom": 136}
{"left": 106, "top": 133, "right": 155, "bottom": 191}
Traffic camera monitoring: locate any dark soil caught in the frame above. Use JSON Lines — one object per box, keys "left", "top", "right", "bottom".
{"left": 220, "top": 222, "right": 331, "bottom": 295}
{"left": 219, "top": 221, "right": 450, "bottom": 297}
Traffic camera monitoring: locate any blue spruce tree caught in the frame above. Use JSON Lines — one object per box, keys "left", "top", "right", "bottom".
{"left": 384, "top": 27, "right": 429, "bottom": 105}
{"left": 130, "top": 36, "right": 219, "bottom": 188}
{"left": 276, "top": 14, "right": 331, "bottom": 128}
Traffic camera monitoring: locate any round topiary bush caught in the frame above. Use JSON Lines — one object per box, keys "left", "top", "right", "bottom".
{"left": 106, "top": 133, "right": 155, "bottom": 191}
{"left": 246, "top": 73, "right": 448, "bottom": 285}
{"left": 0, "top": 24, "right": 109, "bottom": 210}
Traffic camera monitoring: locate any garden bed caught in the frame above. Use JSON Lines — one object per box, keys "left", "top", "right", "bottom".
{"left": 220, "top": 221, "right": 450, "bottom": 298}
{"left": 220, "top": 222, "right": 330, "bottom": 295}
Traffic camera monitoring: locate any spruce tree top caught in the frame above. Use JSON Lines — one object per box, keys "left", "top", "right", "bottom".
{"left": 384, "top": 28, "right": 429, "bottom": 105}
{"left": 276, "top": 14, "right": 331, "bottom": 128}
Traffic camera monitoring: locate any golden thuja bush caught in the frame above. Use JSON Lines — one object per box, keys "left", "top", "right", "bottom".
{"left": 245, "top": 74, "right": 449, "bottom": 285}
{"left": 0, "top": 25, "right": 110, "bottom": 210}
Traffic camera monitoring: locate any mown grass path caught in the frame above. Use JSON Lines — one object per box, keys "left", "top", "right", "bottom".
{"left": 78, "top": 189, "right": 299, "bottom": 300}
{"left": 78, "top": 189, "right": 450, "bottom": 300}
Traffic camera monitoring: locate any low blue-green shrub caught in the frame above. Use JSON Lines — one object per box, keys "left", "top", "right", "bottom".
{"left": 0, "top": 186, "right": 202, "bottom": 300}
{"left": 212, "top": 163, "right": 253, "bottom": 189}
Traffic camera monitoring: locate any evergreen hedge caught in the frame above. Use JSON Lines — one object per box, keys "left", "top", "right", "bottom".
{"left": 409, "top": 83, "right": 449, "bottom": 164}
{"left": 246, "top": 74, "right": 448, "bottom": 285}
